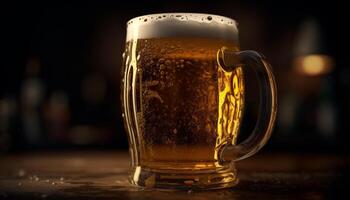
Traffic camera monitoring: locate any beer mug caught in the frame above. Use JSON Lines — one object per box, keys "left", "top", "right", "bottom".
{"left": 121, "top": 13, "right": 277, "bottom": 189}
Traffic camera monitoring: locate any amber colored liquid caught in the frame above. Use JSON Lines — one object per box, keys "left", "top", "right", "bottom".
{"left": 122, "top": 37, "right": 244, "bottom": 170}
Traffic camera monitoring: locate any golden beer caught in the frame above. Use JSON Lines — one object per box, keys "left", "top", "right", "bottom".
{"left": 123, "top": 37, "right": 244, "bottom": 169}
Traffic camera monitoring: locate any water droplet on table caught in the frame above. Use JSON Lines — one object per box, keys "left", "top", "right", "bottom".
{"left": 34, "top": 176, "right": 40, "bottom": 181}
{"left": 18, "top": 169, "right": 26, "bottom": 177}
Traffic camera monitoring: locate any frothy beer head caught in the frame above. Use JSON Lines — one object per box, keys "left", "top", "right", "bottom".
{"left": 126, "top": 13, "right": 238, "bottom": 42}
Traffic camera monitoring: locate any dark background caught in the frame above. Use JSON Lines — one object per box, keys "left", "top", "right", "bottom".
{"left": 1, "top": 0, "right": 348, "bottom": 154}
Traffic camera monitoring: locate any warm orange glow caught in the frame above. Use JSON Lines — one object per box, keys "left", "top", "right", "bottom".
{"left": 294, "top": 54, "right": 334, "bottom": 76}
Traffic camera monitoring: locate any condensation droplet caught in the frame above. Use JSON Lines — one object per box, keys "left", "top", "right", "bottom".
{"left": 185, "top": 61, "right": 192, "bottom": 66}
{"left": 184, "top": 180, "right": 194, "bottom": 185}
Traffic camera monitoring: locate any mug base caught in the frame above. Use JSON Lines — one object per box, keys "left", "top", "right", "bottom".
{"left": 129, "top": 163, "right": 238, "bottom": 190}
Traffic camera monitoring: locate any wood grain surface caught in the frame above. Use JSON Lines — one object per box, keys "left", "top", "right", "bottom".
{"left": 0, "top": 151, "right": 349, "bottom": 199}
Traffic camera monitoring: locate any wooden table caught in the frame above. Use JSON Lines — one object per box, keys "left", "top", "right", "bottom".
{"left": 0, "top": 151, "right": 349, "bottom": 199}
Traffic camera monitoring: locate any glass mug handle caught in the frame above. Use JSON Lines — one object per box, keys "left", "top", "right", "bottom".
{"left": 217, "top": 47, "right": 277, "bottom": 164}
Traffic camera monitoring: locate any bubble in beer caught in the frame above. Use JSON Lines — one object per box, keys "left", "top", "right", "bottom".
{"left": 165, "top": 60, "right": 171, "bottom": 65}
{"left": 184, "top": 180, "right": 194, "bottom": 185}
{"left": 207, "top": 16, "right": 212, "bottom": 21}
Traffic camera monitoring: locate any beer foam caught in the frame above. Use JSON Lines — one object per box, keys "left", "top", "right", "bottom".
{"left": 126, "top": 13, "right": 238, "bottom": 42}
